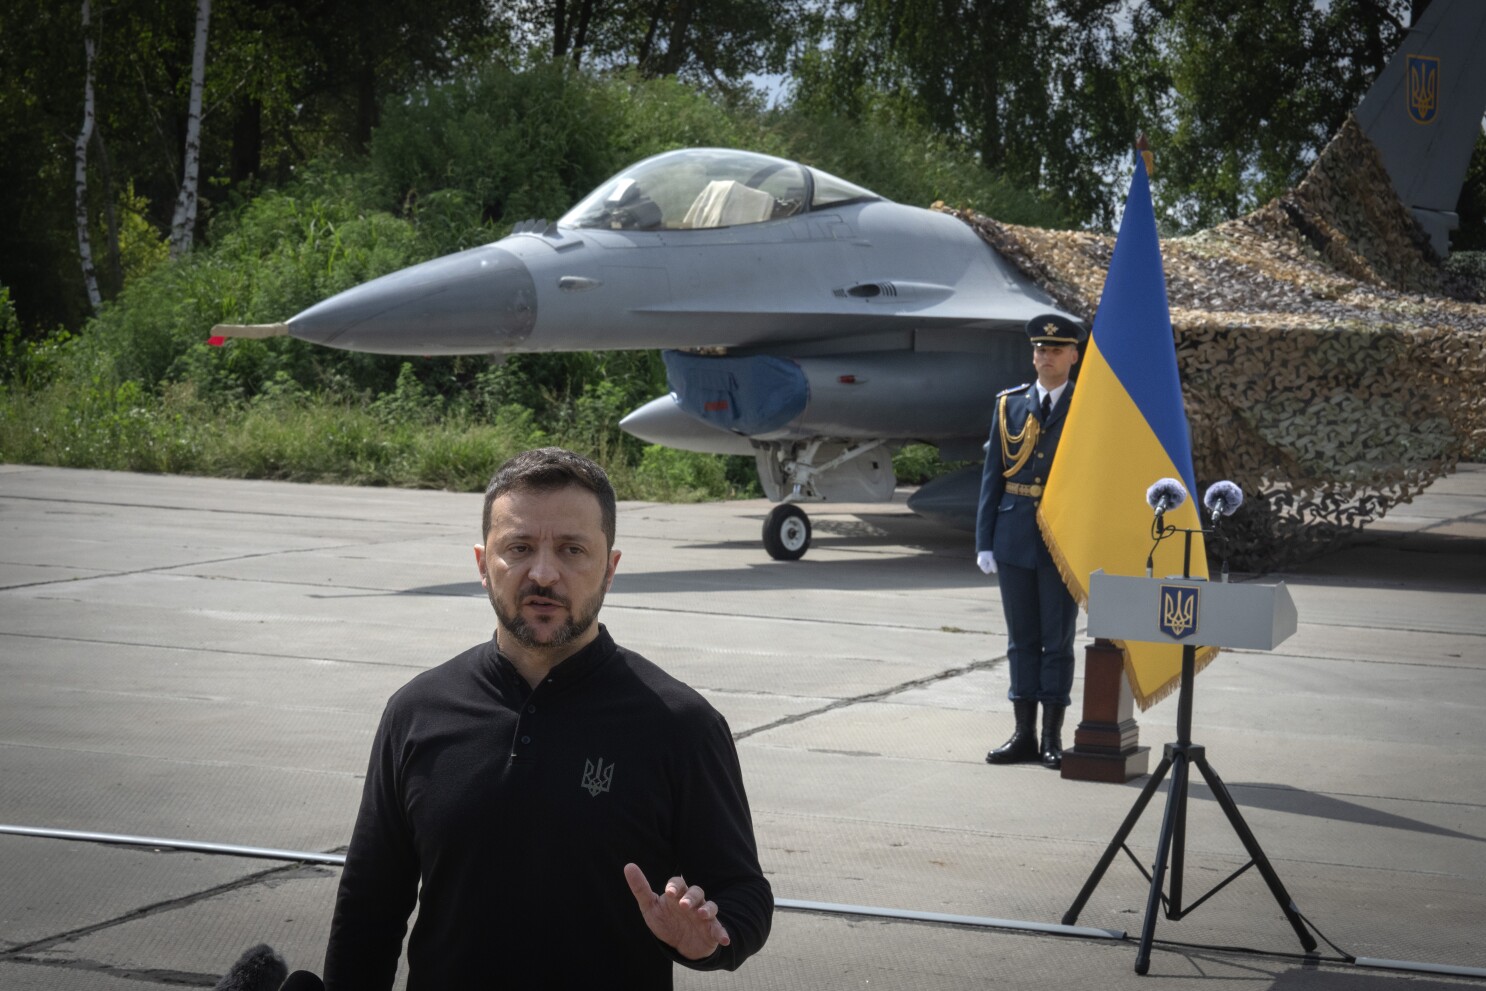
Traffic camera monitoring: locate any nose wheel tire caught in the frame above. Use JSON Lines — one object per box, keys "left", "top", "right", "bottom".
{"left": 763, "top": 504, "right": 811, "bottom": 561}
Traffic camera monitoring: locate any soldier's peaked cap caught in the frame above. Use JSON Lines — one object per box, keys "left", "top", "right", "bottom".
{"left": 1026, "top": 313, "right": 1086, "bottom": 346}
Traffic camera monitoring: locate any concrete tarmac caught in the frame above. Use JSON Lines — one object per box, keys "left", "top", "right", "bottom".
{"left": 1, "top": 463, "right": 1483, "bottom": 990}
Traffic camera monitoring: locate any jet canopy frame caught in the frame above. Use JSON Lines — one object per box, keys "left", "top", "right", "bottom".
{"left": 560, "top": 148, "right": 881, "bottom": 232}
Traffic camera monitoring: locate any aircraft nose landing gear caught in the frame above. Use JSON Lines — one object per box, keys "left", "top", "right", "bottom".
{"left": 754, "top": 438, "right": 894, "bottom": 560}
{"left": 762, "top": 503, "right": 811, "bottom": 560}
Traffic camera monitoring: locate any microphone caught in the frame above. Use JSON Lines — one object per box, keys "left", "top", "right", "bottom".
{"left": 1145, "top": 478, "right": 1188, "bottom": 519}
{"left": 1203, "top": 480, "right": 1243, "bottom": 523}
{"left": 1143, "top": 478, "right": 1186, "bottom": 576}
{"left": 212, "top": 945, "right": 286, "bottom": 991}
{"left": 279, "top": 974, "right": 325, "bottom": 991}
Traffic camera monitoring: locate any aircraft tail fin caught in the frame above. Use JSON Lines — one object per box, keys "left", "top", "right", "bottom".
{"left": 1354, "top": 0, "right": 1486, "bottom": 256}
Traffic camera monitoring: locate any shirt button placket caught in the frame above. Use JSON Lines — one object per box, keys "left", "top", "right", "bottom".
{"left": 514, "top": 697, "right": 538, "bottom": 754}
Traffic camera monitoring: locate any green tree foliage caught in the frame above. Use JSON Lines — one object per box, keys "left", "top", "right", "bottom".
{"left": 371, "top": 62, "right": 781, "bottom": 233}
{"left": 285, "top": 0, "right": 504, "bottom": 149}
{"left": 0, "top": 0, "right": 503, "bottom": 332}
{"left": 521, "top": 0, "right": 802, "bottom": 97}
{"left": 768, "top": 76, "right": 1070, "bottom": 225}
{"left": 0, "top": 0, "right": 93, "bottom": 331}
{"left": 793, "top": 0, "right": 1138, "bottom": 226}
{"left": 1122, "top": 0, "right": 1412, "bottom": 229}
{"left": 371, "top": 62, "right": 615, "bottom": 229}
{"left": 795, "top": 0, "right": 1434, "bottom": 232}
{"left": 1454, "top": 132, "right": 1486, "bottom": 252}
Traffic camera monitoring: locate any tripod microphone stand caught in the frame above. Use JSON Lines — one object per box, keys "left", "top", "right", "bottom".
{"left": 1062, "top": 523, "right": 1318, "bottom": 974}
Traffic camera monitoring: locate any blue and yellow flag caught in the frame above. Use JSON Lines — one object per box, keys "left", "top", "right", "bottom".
{"left": 1038, "top": 153, "right": 1215, "bottom": 709}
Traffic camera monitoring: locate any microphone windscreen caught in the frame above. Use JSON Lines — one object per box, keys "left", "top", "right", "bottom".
{"left": 1203, "top": 480, "right": 1244, "bottom": 517}
{"left": 213, "top": 945, "right": 286, "bottom": 991}
{"left": 279, "top": 974, "right": 325, "bottom": 991}
{"left": 1145, "top": 478, "right": 1187, "bottom": 510}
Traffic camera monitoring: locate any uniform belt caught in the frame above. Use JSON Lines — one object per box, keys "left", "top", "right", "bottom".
{"left": 1005, "top": 482, "right": 1043, "bottom": 498}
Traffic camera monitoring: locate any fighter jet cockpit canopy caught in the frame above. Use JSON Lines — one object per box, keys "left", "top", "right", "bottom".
{"left": 559, "top": 148, "right": 881, "bottom": 232}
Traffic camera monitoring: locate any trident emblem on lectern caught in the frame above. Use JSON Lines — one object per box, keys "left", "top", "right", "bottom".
{"left": 1158, "top": 585, "right": 1199, "bottom": 640}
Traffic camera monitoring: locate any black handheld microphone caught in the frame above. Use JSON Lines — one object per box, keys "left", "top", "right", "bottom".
{"left": 1145, "top": 478, "right": 1188, "bottom": 519}
{"left": 1203, "top": 480, "right": 1244, "bottom": 524}
{"left": 279, "top": 974, "right": 325, "bottom": 991}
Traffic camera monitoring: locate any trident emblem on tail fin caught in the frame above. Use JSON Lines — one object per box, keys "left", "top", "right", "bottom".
{"left": 1407, "top": 55, "right": 1440, "bottom": 124}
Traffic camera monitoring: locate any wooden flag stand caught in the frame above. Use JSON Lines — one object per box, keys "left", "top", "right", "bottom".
{"left": 1060, "top": 638, "right": 1149, "bottom": 783}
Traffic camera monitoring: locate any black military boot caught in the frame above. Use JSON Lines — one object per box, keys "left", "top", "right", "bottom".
{"left": 1040, "top": 703, "right": 1066, "bottom": 770}
{"left": 986, "top": 700, "right": 1040, "bottom": 764}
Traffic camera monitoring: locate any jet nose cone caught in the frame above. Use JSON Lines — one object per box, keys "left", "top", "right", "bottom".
{"left": 287, "top": 244, "right": 537, "bottom": 354}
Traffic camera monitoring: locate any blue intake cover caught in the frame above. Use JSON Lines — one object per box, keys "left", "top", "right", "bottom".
{"left": 662, "top": 350, "right": 807, "bottom": 435}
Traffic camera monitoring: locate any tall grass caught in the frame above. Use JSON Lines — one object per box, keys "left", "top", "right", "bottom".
{"left": 0, "top": 376, "right": 765, "bottom": 499}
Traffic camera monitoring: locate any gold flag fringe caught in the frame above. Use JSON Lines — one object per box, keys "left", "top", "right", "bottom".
{"left": 1037, "top": 508, "right": 1089, "bottom": 610}
{"left": 1118, "top": 640, "right": 1222, "bottom": 711}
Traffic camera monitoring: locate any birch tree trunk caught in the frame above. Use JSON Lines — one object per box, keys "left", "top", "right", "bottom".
{"left": 75, "top": 0, "right": 102, "bottom": 311}
{"left": 169, "top": 0, "right": 211, "bottom": 259}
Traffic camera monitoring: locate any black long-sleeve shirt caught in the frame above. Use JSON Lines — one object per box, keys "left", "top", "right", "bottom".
{"left": 323, "top": 625, "right": 772, "bottom": 990}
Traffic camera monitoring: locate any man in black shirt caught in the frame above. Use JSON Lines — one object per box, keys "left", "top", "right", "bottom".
{"left": 323, "top": 448, "right": 773, "bottom": 989}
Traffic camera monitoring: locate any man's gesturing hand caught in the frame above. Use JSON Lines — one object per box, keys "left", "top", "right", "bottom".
{"left": 623, "top": 863, "right": 730, "bottom": 960}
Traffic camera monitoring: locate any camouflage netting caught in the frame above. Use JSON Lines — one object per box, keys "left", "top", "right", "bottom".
{"left": 946, "top": 116, "right": 1486, "bottom": 570}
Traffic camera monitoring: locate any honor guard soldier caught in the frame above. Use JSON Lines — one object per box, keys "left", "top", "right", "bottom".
{"left": 976, "top": 313, "right": 1086, "bottom": 769}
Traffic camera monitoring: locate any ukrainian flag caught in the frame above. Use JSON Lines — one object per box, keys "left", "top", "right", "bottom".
{"left": 1038, "top": 153, "right": 1215, "bottom": 709}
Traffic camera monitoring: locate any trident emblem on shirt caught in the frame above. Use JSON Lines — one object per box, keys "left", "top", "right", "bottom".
{"left": 581, "top": 758, "right": 614, "bottom": 797}
{"left": 1158, "top": 585, "right": 1199, "bottom": 640}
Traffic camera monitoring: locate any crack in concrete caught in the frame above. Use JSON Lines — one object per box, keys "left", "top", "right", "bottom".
{"left": 2, "top": 955, "right": 219, "bottom": 986}
{"left": 0, "top": 862, "right": 328, "bottom": 961}
{"left": 607, "top": 601, "right": 1023, "bottom": 637}
{"left": 734, "top": 655, "right": 1004, "bottom": 741}
{"left": 0, "top": 491, "right": 467, "bottom": 528}
{"left": 0, "top": 538, "right": 413, "bottom": 593}
{"left": 0, "top": 630, "right": 426, "bottom": 669}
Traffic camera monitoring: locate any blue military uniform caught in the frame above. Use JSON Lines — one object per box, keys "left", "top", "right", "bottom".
{"left": 976, "top": 313, "right": 1085, "bottom": 768}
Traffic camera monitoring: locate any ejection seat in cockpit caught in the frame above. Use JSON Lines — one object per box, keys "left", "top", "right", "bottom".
{"left": 681, "top": 180, "right": 778, "bottom": 229}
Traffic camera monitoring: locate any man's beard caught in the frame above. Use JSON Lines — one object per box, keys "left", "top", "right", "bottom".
{"left": 490, "top": 581, "right": 606, "bottom": 650}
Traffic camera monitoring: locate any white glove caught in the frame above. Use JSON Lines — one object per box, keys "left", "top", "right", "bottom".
{"left": 977, "top": 551, "right": 997, "bottom": 575}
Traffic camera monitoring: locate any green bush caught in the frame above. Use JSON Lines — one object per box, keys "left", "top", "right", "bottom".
{"left": 1445, "top": 250, "right": 1486, "bottom": 299}
{"left": 0, "top": 377, "right": 206, "bottom": 473}
{"left": 0, "top": 286, "right": 76, "bottom": 389}
{"left": 372, "top": 60, "right": 617, "bottom": 232}
{"left": 633, "top": 445, "right": 734, "bottom": 502}
{"left": 893, "top": 443, "right": 973, "bottom": 485}
{"left": 371, "top": 362, "right": 446, "bottom": 426}
{"left": 370, "top": 61, "right": 780, "bottom": 239}
{"left": 66, "top": 170, "right": 427, "bottom": 406}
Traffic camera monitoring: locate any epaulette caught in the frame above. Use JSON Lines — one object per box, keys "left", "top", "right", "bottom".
{"left": 997, "top": 382, "right": 1032, "bottom": 397}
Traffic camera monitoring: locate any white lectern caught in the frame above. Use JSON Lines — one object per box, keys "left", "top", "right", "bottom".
{"left": 1062, "top": 570, "right": 1318, "bottom": 974}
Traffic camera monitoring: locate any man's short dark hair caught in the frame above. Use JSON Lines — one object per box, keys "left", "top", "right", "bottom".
{"left": 482, "top": 448, "right": 617, "bottom": 549}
